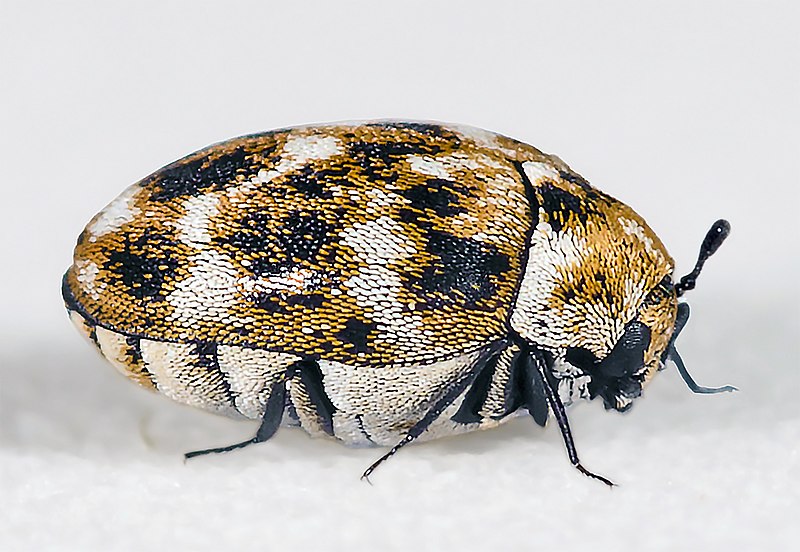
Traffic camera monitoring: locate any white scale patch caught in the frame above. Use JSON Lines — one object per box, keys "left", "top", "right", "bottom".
{"left": 510, "top": 222, "right": 594, "bottom": 351}
{"left": 217, "top": 345, "right": 299, "bottom": 419}
{"left": 68, "top": 310, "right": 96, "bottom": 345}
{"left": 452, "top": 124, "right": 500, "bottom": 148}
{"left": 618, "top": 216, "right": 667, "bottom": 265}
{"left": 522, "top": 160, "right": 561, "bottom": 185}
{"left": 551, "top": 358, "right": 593, "bottom": 406}
{"left": 245, "top": 267, "right": 324, "bottom": 295}
{"left": 365, "top": 187, "right": 404, "bottom": 210}
{"left": 73, "top": 258, "right": 103, "bottom": 300}
{"left": 166, "top": 249, "right": 251, "bottom": 331}
{"left": 94, "top": 326, "right": 135, "bottom": 378}
{"left": 86, "top": 184, "right": 142, "bottom": 240}
{"left": 339, "top": 216, "right": 434, "bottom": 354}
{"left": 167, "top": 249, "right": 331, "bottom": 334}
{"left": 407, "top": 155, "right": 453, "bottom": 178}
{"left": 255, "top": 135, "right": 342, "bottom": 185}
{"left": 138, "top": 340, "right": 240, "bottom": 417}
{"left": 319, "top": 349, "right": 483, "bottom": 446}
{"left": 175, "top": 194, "right": 220, "bottom": 247}
{"left": 452, "top": 124, "right": 520, "bottom": 157}
{"left": 407, "top": 151, "right": 507, "bottom": 180}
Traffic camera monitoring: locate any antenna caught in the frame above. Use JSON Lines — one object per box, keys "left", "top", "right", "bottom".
{"left": 675, "top": 219, "right": 731, "bottom": 297}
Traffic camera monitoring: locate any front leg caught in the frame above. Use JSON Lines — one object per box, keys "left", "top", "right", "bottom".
{"left": 525, "top": 347, "right": 615, "bottom": 487}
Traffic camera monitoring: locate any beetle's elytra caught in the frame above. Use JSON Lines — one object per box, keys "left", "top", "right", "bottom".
{"left": 63, "top": 121, "right": 733, "bottom": 484}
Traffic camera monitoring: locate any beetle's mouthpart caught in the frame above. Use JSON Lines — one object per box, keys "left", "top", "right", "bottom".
{"left": 675, "top": 219, "right": 731, "bottom": 297}
{"left": 662, "top": 303, "right": 737, "bottom": 394}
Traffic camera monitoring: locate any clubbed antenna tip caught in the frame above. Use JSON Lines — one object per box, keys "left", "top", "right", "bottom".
{"left": 675, "top": 219, "right": 730, "bottom": 297}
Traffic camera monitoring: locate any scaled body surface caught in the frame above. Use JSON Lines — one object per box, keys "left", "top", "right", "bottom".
{"left": 63, "top": 121, "right": 679, "bottom": 452}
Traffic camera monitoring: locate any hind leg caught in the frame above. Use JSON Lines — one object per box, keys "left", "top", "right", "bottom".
{"left": 185, "top": 378, "right": 286, "bottom": 459}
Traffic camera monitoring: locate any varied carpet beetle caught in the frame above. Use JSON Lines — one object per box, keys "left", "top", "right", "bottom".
{"left": 63, "top": 121, "right": 733, "bottom": 484}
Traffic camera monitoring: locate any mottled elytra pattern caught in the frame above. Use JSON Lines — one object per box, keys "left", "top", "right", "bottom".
{"left": 66, "top": 123, "right": 550, "bottom": 366}
{"left": 65, "top": 120, "right": 682, "bottom": 455}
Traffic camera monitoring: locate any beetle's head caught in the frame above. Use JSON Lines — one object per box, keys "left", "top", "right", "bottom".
{"left": 510, "top": 181, "right": 730, "bottom": 411}
{"left": 570, "top": 219, "right": 731, "bottom": 410}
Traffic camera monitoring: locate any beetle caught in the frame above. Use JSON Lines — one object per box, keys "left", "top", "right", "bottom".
{"left": 62, "top": 121, "right": 733, "bottom": 485}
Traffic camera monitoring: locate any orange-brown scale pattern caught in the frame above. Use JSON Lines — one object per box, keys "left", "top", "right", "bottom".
{"left": 65, "top": 123, "right": 556, "bottom": 368}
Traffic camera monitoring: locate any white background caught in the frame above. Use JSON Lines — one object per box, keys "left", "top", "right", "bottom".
{"left": 1, "top": 1, "right": 798, "bottom": 550}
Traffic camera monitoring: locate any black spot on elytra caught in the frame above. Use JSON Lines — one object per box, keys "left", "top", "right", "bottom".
{"left": 398, "top": 208, "right": 433, "bottom": 229}
{"left": 224, "top": 212, "right": 274, "bottom": 254}
{"left": 317, "top": 341, "right": 335, "bottom": 353}
{"left": 350, "top": 140, "right": 441, "bottom": 162}
{"left": 283, "top": 165, "right": 350, "bottom": 199}
{"left": 399, "top": 178, "right": 467, "bottom": 220}
{"left": 105, "top": 231, "right": 179, "bottom": 300}
{"left": 286, "top": 294, "right": 326, "bottom": 308}
{"left": 278, "top": 211, "right": 331, "bottom": 261}
{"left": 251, "top": 292, "right": 289, "bottom": 313}
{"left": 149, "top": 147, "right": 253, "bottom": 201}
{"left": 350, "top": 139, "right": 442, "bottom": 185}
{"left": 223, "top": 210, "right": 333, "bottom": 276}
{"left": 336, "top": 318, "right": 377, "bottom": 354}
{"left": 232, "top": 325, "right": 252, "bottom": 336}
{"left": 245, "top": 257, "right": 287, "bottom": 278}
{"left": 407, "top": 230, "right": 510, "bottom": 309}
{"left": 251, "top": 290, "right": 325, "bottom": 314}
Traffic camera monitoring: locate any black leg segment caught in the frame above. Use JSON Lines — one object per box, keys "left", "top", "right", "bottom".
{"left": 528, "top": 348, "right": 615, "bottom": 487}
{"left": 361, "top": 340, "right": 506, "bottom": 481}
{"left": 518, "top": 352, "right": 549, "bottom": 427}
{"left": 296, "top": 359, "right": 338, "bottom": 435}
{"left": 185, "top": 377, "right": 287, "bottom": 460}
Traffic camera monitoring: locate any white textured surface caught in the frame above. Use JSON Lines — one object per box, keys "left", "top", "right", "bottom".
{"left": 1, "top": 1, "right": 798, "bottom": 551}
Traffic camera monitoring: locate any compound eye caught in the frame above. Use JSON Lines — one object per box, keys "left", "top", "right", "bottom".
{"left": 597, "top": 321, "right": 651, "bottom": 378}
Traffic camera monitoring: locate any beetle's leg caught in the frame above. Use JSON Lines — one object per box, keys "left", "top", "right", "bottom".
{"left": 528, "top": 348, "right": 615, "bottom": 487}
{"left": 294, "top": 359, "right": 337, "bottom": 435}
{"left": 361, "top": 340, "right": 506, "bottom": 481}
{"left": 184, "top": 378, "right": 286, "bottom": 459}
{"left": 518, "top": 352, "right": 549, "bottom": 427}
